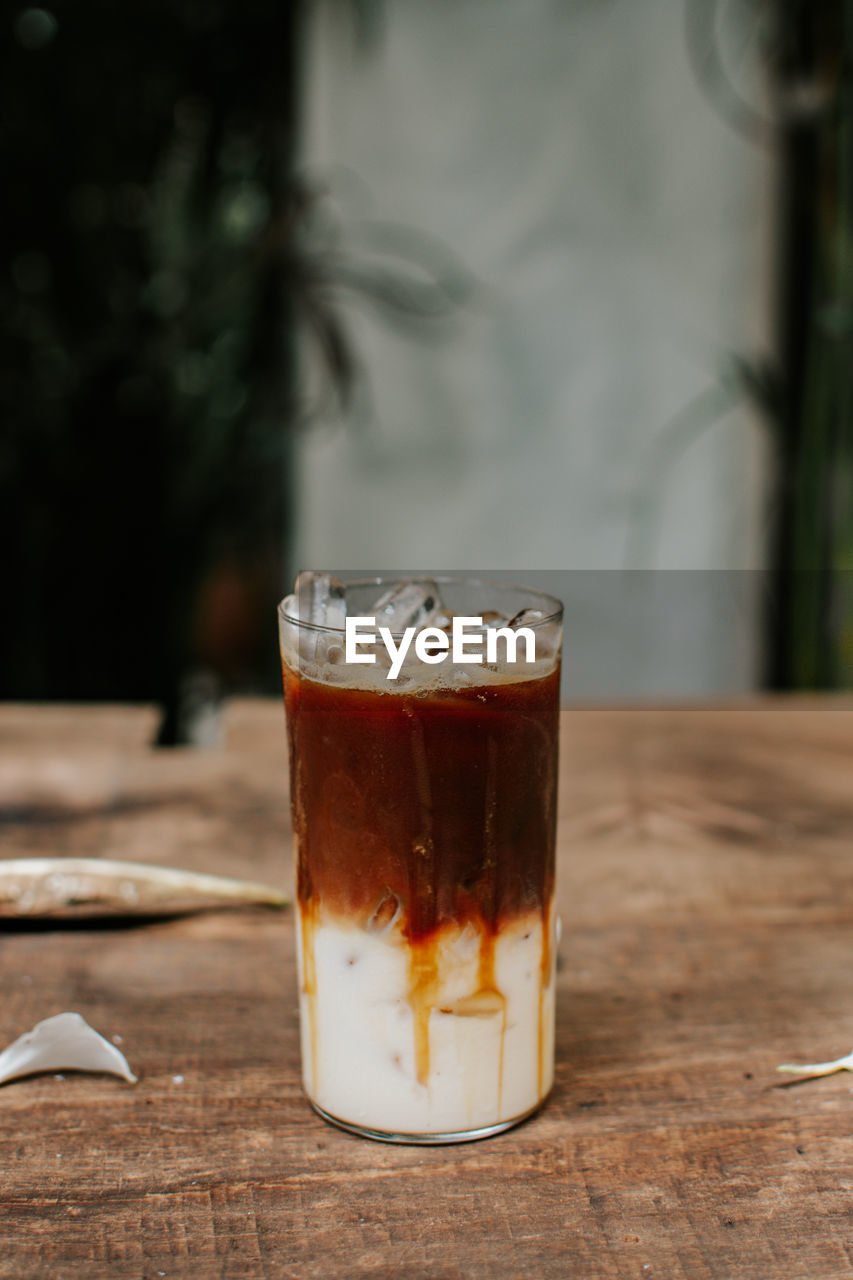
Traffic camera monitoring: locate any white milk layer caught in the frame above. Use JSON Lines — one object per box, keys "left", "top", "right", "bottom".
{"left": 296, "top": 906, "right": 556, "bottom": 1136}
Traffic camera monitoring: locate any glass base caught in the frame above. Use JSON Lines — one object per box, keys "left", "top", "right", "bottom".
{"left": 309, "top": 1098, "right": 546, "bottom": 1145}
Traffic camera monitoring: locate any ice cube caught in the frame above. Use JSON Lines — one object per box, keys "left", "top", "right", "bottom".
{"left": 440, "top": 990, "right": 505, "bottom": 1019}
{"left": 461, "top": 609, "right": 542, "bottom": 673}
{"left": 372, "top": 580, "right": 440, "bottom": 634}
{"left": 286, "top": 572, "right": 347, "bottom": 667}
{"left": 429, "top": 609, "right": 455, "bottom": 631}
{"left": 294, "top": 571, "right": 347, "bottom": 631}
{"left": 367, "top": 889, "right": 402, "bottom": 935}
{"left": 507, "top": 608, "right": 545, "bottom": 628}
{"left": 506, "top": 607, "right": 561, "bottom": 665}
{"left": 449, "top": 612, "right": 511, "bottom": 674}
{"left": 414, "top": 607, "right": 455, "bottom": 661}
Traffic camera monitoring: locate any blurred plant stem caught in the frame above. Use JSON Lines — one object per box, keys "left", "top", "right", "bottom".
{"left": 768, "top": 0, "right": 853, "bottom": 688}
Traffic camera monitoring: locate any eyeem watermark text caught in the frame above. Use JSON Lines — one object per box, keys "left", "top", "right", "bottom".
{"left": 345, "top": 616, "right": 536, "bottom": 680}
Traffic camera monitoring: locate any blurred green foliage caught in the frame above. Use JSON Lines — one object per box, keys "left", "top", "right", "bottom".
{"left": 1, "top": 0, "right": 303, "bottom": 729}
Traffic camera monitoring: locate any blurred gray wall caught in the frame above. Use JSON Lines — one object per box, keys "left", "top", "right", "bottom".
{"left": 292, "top": 0, "right": 772, "bottom": 698}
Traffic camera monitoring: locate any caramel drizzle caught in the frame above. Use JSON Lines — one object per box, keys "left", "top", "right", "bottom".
{"left": 476, "top": 926, "right": 506, "bottom": 1108}
{"left": 480, "top": 736, "right": 506, "bottom": 1109}
{"left": 299, "top": 898, "right": 319, "bottom": 1094}
{"left": 403, "top": 705, "right": 437, "bottom": 1086}
{"left": 538, "top": 902, "right": 553, "bottom": 1099}
{"left": 408, "top": 937, "right": 439, "bottom": 1088}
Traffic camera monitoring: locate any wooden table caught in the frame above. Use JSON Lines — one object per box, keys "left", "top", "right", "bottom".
{"left": 1, "top": 698, "right": 853, "bottom": 1278}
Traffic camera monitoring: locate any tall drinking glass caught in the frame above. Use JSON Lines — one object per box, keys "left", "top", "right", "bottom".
{"left": 278, "top": 576, "right": 563, "bottom": 1143}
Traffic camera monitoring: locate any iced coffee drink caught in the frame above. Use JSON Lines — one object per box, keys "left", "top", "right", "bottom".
{"left": 279, "top": 576, "right": 562, "bottom": 1143}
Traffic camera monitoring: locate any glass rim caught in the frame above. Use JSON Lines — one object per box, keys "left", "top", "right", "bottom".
{"left": 278, "top": 575, "right": 564, "bottom": 637}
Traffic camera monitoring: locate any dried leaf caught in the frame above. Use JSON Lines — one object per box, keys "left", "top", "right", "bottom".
{"left": 0, "top": 857, "right": 289, "bottom": 919}
{"left": 0, "top": 1013, "right": 137, "bottom": 1086}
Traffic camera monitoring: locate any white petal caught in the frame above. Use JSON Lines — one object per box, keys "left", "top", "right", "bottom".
{"left": 777, "top": 1050, "right": 853, "bottom": 1078}
{"left": 0, "top": 1012, "right": 137, "bottom": 1085}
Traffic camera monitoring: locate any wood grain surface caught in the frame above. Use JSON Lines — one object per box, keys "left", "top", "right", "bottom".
{"left": 1, "top": 698, "right": 853, "bottom": 1278}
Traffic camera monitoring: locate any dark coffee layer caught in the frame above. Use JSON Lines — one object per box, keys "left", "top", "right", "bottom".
{"left": 283, "top": 666, "right": 560, "bottom": 944}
